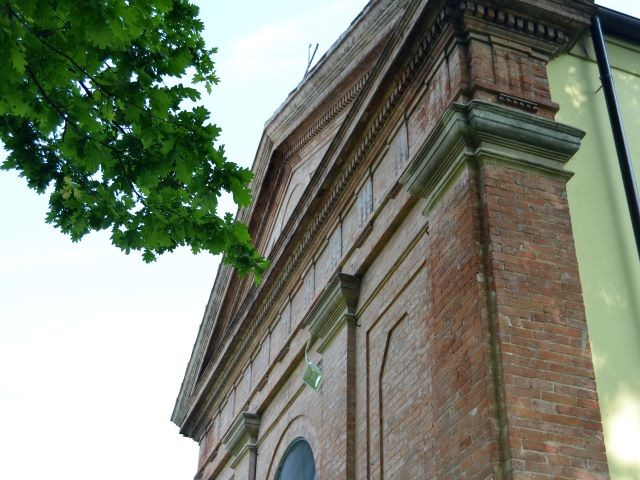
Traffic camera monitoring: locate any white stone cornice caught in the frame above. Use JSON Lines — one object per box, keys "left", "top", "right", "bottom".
{"left": 400, "top": 100, "right": 585, "bottom": 210}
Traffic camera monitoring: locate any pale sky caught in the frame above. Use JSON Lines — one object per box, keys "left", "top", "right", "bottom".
{"left": 0, "top": 1, "right": 637, "bottom": 479}
{"left": 0, "top": 1, "right": 369, "bottom": 479}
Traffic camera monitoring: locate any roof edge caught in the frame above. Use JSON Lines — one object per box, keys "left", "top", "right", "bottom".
{"left": 597, "top": 5, "right": 640, "bottom": 44}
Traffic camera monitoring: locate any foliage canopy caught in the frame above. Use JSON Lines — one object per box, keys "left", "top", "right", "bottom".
{"left": 0, "top": 0, "right": 268, "bottom": 278}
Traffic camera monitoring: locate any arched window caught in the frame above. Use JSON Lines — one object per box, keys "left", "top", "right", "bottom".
{"left": 274, "top": 437, "right": 316, "bottom": 480}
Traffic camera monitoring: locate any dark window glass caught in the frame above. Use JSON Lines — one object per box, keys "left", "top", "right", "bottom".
{"left": 275, "top": 438, "right": 316, "bottom": 480}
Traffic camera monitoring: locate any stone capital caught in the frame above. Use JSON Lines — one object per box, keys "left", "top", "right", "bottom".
{"left": 400, "top": 100, "right": 585, "bottom": 210}
{"left": 222, "top": 411, "right": 260, "bottom": 468}
{"left": 303, "top": 272, "right": 361, "bottom": 353}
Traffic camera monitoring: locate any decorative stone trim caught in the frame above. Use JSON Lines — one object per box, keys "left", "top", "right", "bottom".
{"left": 463, "top": 2, "right": 569, "bottom": 44}
{"left": 264, "top": 0, "right": 409, "bottom": 144}
{"left": 173, "top": 0, "right": 591, "bottom": 439}
{"left": 283, "top": 73, "right": 370, "bottom": 161}
{"left": 255, "top": 374, "right": 269, "bottom": 392}
{"left": 388, "top": 180, "right": 403, "bottom": 199}
{"left": 497, "top": 93, "right": 539, "bottom": 112}
{"left": 303, "top": 273, "right": 361, "bottom": 353}
{"left": 251, "top": 0, "right": 451, "bottom": 336}
{"left": 353, "top": 220, "right": 374, "bottom": 249}
{"left": 243, "top": 134, "right": 275, "bottom": 221}
{"left": 400, "top": 100, "right": 584, "bottom": 208}
{"left": 171, "top": 262, "right": 235, "bottom": 424}
{"left": 222, "top": 411, "right": 261, "bottom": 468}
{"left": 176, "top": 0, "right": 460, "bottom": 437}
{"left": 273, "top": 341, "right": 290, "bottom": 364}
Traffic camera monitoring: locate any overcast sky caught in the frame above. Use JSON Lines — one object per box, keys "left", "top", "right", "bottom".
{"left": 1, "top": 1, "right": 638, "bottom": 479}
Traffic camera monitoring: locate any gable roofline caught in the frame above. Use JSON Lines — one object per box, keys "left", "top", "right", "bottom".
{"left": 171, "top": 0, "right": 409, "bottom": 429}
{"left": 246, "top": 0, "right": 407, "bottom": 222}
{"left": 172, "top": 0, "right": 597, "bottom": 438}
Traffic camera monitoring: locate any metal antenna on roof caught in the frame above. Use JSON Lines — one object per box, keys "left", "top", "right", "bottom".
{"left": 305, "top": 42, "right": 319, "bottom": 77}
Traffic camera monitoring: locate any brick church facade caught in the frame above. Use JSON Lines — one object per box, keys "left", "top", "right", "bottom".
{"left": 172, "top": 0, "right": 613, "bottom": 478}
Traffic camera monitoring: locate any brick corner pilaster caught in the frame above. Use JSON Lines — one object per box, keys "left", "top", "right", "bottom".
{"left": 402, "top": 100, "right": 609, "bottom": 479}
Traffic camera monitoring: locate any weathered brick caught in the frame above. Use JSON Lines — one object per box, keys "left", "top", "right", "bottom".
{"left": 174, "top": 2, "right": 608, "bottom": 479}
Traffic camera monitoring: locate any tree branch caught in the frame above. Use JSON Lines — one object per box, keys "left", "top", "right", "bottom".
{"left": 7, "top": 3, "right": 210, "bottom": 136}
{"left": 25, "top": 65, "right": 80, "bottom": 134}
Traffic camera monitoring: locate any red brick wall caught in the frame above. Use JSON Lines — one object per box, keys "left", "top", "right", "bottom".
{"left": 479, "top": 161, "right": 608, "bottom": 478}
{"left": 425, "top": 166, "right": 500, "bottom": 479}
{"left": 194, "top": 117, "right": 609, "bottom": 480}
{"left": 185, "top": 2, "right": 610, "bottom": 479}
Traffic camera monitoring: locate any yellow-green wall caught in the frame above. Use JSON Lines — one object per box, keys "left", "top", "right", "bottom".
{"left": 549, "top": 35, "right": 640, "bottom": 479}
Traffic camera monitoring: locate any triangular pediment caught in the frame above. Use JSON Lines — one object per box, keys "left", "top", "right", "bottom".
{"left": 171, "top": 0, "right": 433, "bottom": 434}
{"left": 261, "top": 72, "right": 370, "bottom": 256}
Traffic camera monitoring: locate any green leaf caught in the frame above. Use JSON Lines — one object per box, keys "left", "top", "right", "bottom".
{"left": 175, "top": 156, "right": 195, "bottom": 184}
{"left": 142, "top": 249, "right": 157, "bottom": 263}
{"left": 230, "top": 178, "right": 252, "bottom": 207}
{"left": 232, "top": 222, "right": 251, "bottom": 244}
{"left": 85, "top": 21, "right": 114, "bottom": 49}
{"left": 0, "top": 0, "right": 267, "bottom": 279}
{"left": 9, "top": 44, "right": 27, "bottom": 74}
{"left": 81, "top": 142, "right": 108, "bottom": 173}
{"left": 167, "top": 49, "right": 192, "bottom": 76}
{"left": 149, "top": 88, "right": 171, "bottom": 117}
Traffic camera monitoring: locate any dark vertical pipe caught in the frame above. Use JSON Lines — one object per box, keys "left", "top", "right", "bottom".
{"left": 591, "top": 15, "right": 640, "bottom": 262}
